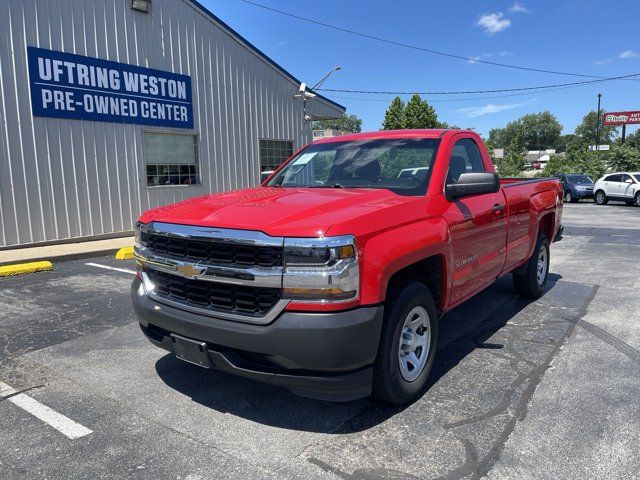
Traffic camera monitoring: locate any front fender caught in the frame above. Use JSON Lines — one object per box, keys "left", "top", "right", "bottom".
{"left": 359, "top": 217, "right": 450, "bottom": 305}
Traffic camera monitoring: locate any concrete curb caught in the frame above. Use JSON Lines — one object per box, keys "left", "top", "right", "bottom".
{"left": 0, "top": 248, "right": 125, "bottom": 267}
{"left": 0, "top": 261, "right": 53, "bottom": 277}
{"left": 0, "top": 236, "right": 135, "bottom": 267}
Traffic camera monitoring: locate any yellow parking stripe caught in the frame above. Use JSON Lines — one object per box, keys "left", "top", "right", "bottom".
{"left": 115, "top": 246, "right": 134, "bottom": 260}
{"left": 0, "top": 261, "right": 53, "bottom": 277}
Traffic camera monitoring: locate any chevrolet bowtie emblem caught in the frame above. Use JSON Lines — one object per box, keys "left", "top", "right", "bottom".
{"left": 175, "top": 263, "right": 206, "bottom": 278}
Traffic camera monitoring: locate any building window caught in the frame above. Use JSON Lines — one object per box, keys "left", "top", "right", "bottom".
{"left": 259, "top": 139, "right": 293, "bottom": 172}
{"left": 144, "top": 132, "right": 199, "bottom": 186}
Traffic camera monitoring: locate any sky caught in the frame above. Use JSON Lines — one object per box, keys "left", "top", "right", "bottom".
{"left": 204, "top": 0, "right": 640, "bottom": 138}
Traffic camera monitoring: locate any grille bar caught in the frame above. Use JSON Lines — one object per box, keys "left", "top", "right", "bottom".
{"left": 146, "top": 269, "right": 281, "bottom": 317}
{"left": 143, "top": 231, "right": 283, "bottom": 268}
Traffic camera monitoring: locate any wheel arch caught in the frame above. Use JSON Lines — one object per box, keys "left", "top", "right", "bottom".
{"left": 385, "top": 255, "right": 446, "bottom": 312}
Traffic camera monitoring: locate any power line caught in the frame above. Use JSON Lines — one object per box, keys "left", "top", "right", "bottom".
{"left": 316, "top": 72, "right": 640, "bottom": 95}
{"left": 238, "top": 0, "right": 630, "bottom": 81}
{"left": 329, "top": 84, "right": 582, "bottom": 103}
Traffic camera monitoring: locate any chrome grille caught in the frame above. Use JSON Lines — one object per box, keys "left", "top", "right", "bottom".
{"left": 146, "top": 269, "right": 281, "bottom": 317}
{"left": 143, "top": 231, "right": 283, "bottom": 268}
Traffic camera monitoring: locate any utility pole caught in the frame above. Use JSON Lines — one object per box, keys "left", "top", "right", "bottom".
{"left": 595, "top": 93, "right": 602, "bottom": 150}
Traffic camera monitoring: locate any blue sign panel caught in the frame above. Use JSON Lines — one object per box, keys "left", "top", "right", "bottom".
{"left": 27, "top": 47, "right": 193, "bottom": 129}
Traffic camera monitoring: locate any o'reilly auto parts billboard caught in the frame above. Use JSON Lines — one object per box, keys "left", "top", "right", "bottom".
{"left": 602, "top": 110, "right": 640, "bottom": 126}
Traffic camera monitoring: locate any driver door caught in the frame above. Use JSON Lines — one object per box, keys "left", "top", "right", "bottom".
{"left": 445, "top": 135, "right": 508, "bottom": 306}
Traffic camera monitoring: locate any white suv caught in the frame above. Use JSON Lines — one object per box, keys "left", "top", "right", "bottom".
{"left": 593, "top": 172, "right": 640, "bottom": 206}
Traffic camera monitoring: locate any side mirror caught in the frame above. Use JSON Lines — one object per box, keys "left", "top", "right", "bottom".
{"left": 625, "top": 178, "right": 633, "bottom": 184}
{"left": 446, "top": 172, "right": 500, "bottom": 200}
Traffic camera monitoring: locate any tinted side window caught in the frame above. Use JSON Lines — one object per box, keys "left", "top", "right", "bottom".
{"left": 448, "top": 138, "right": 486, "bottom": 184}
{"left": 620, "top": 174, "right": 632, "bottom": 182}
{"left": 606, "top": 174, "right": 621, "bottom": 182}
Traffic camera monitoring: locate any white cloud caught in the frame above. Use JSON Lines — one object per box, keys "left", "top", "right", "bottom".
{"left": 456, "top": 102, "right": 525, "bottom": 118}
{"left": 467, "top": 51, "right": 514, "bottom": 63}
{"left": 476, "top": 12, "right": 511, "bottom": 35}
{"left": 618, "top": 50, "right": 638, "bottom": 59}
{"left": 594, "top": 58, "right": 613, "bottom": 65}
{"left": 508, "top": 2, "right": 530, "bottom": 13}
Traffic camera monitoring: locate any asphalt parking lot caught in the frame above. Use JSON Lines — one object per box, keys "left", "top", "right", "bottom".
{"left": 1, "top": 202, "right": 639, "bottom": 479}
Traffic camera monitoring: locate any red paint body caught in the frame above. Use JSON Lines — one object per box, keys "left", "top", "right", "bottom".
{"left": 139, "top": 130, "right": 563, "bottom": 313}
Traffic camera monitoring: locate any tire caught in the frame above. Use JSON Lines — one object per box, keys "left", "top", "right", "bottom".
{"left": 372, "top": 282, "right": 438, "bottom": 405}
{"left": 513, "top": 234, "right": 550, "bottom": 298}
{"left": 564, "top": 190, "right": 572, "bottom": 203}
{"left": 594, "top": 190, "right": 608, "bottom": 205}
{"left": 626, "top": 200, "right": 635, "bottom": 206}
{"left": 635, "top": 192, "right": 640, "bottom": 207}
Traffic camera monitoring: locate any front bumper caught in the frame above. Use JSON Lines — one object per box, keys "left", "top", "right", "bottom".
{"left": 132, "top": 278, "right": 384, "bottom": 401}
{"left": 572, "top": 189, "right": 594, "bottom": 199}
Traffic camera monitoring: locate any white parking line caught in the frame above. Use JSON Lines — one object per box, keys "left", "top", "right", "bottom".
{"left": 0, "top": 381, "right": 92, "bottom": 439}
{"left": 85, "top": 262, "right": 136, "bottom": 275}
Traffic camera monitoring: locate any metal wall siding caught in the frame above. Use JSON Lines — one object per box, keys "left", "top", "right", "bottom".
{"left": 0, "top": 0, "right": 343, "bottom": 248}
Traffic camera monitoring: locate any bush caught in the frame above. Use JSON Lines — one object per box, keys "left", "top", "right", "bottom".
{"left": 498, "top": 151, "right": 526, "bottom": 177}
{"left": 607, "top": 144, "right": 640, "bottom": 172}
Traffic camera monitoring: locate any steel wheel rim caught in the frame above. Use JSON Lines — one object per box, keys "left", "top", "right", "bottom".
{"left": 597, "top": 192, "right": 604, "bottom": 203}
{"left": 398, "top": 306, "right": 431, "bottom": 382}
{"left": 565, "top": 191, "right": 571, "bottom": 202}
{"left": 537, "top": 245, "right": 548, "bottom": 286}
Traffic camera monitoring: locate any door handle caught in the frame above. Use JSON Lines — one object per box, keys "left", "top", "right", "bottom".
{"left": 492, "top": 204, "right": 506, "bottom": 213}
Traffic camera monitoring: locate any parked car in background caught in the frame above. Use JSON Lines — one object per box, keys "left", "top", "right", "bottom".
{"left": 593, "top": 172, "right": 640, "bottom": 206}
{"left": 558, "top": 173, "right": 594, "bottom": 203}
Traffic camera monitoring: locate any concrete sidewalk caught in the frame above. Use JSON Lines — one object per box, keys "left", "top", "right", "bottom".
{"left": 0, "top": 237, "right": 134, "bottom": 266}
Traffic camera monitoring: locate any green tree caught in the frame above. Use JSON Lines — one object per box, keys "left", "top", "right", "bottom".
{"left": 403, "top": 94, "right": 439, "bottom": 129}
{"left": 486, "top": 112, "right": 562, "bottom": 151}
{"left": 519, "top": 112, "right": 562, "bottom": 151}
{"left": 607, "top": 143, "right": 640, "bottom": 171}
{"left": 382, "top": 96, "right": 406, "bottom": 130}
{"left": 312, "top": 113, "right": 363, "bottom": 133}
{"left": 574, "top": 110, "right": 617, "bottom": 145}
{"left": 487, "top": 127, "right": 511, "bottom": 149}
{"left": 498, "top": 150, "right": 526, "bottom": 177}
{"left": 556, "top": 134, "right": 577, "bottom": 153}
{"left": 623, "top": 130, "right": 640, "bottom": 150}
{"left": 542, "top": 147, "right": 607, "bottom": 181}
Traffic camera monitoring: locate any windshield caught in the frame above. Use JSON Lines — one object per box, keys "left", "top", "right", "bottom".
{"left": 567, "top": 175, "right": 592, "bottom": 184}
{"left": 267, "top": 138, "right": 440, "bottom": 196}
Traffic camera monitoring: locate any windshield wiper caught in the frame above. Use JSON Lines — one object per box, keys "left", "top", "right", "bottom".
{"left": 307, "top": 183, "right": 350, "bottom": 188}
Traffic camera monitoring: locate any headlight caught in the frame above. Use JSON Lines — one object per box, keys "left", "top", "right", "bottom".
{"left": 282, "top": 235, "right": 359, "bottom": 302}
{"left": 134, "top": 221, "right": 148, "bottom": 251}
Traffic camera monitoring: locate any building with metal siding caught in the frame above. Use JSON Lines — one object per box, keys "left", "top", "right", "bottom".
{"left": 0, "top": 0, "right": 344, "bottom": 248}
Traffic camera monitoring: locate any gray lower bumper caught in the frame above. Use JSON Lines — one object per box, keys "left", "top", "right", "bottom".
{"left": 131, "top": 279, "right": 384, "bottom": 401}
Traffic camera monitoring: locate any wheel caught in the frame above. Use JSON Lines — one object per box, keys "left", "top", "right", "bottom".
{"left": 372, "top": 282, "right": 438, "bottom": 404}
{"left": 626, "top": 200, "right": 635, "bottom": 206}
{"left": 635, "top": 192, "right": 640, "bottom": 207}
{"left": 594, "top": 190, "right": 608, "bottom": 205}
{"left": 564, "top": 190, "right": 578, "bottom": 203}
{"left": 513, "top": 234, "right": 550, "bottom": 298}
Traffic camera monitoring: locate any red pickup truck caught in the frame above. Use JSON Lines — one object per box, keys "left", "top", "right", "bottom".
{"left": 132, "top": 129, "right": 563, "bottom": 404}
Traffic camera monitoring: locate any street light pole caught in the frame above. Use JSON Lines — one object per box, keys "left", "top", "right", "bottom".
{"left": 595, "top": 93, "right": 602, "bottom": 150}
{"left": 311, "top": 66, "right": 342, "bottom": 91}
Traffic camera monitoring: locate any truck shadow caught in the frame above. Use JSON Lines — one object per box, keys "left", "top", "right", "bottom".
{"left": 154, "top": 274, "right": 563, "bottom": 433}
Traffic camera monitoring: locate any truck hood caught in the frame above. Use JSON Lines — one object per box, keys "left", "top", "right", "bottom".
{"left": 139, "top": 187, "right": 422, "bottom": 238}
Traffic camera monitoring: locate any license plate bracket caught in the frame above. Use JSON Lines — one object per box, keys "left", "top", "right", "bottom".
{"left": 170, "top": 334, "right": 210, "bottom": 368}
